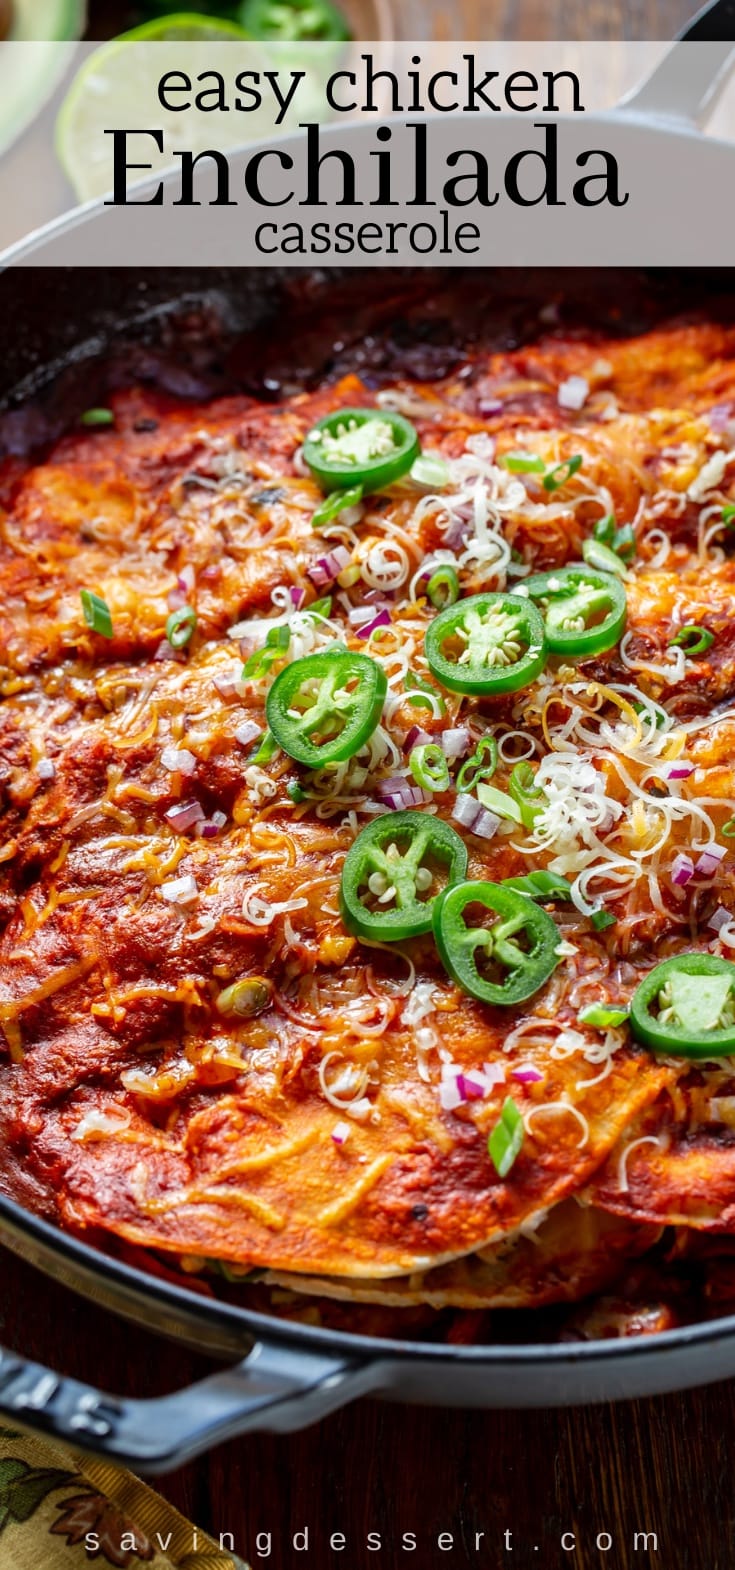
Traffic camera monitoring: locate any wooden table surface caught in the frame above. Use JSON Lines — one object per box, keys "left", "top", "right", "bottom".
{"left": 4, "top": 2, "right": 733, "bottom": 1567}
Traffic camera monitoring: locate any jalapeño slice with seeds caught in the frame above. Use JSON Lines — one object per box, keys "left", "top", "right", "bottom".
{"left": 303, "top": 408, "right": 420, "bottom": 494}
{"left": 629, "top": 953, "right": 735, "bottom": 1058}
{"left": 425, "top": 592, "right": 547, "bottom": 696}
{"left": 522, "top": 564, "right": 627, "bottom": 659}
{"left": 433, "top": 880, "right": 560, "bottom": 1006}
{"left": 340, "top": 811, "right": 468, "bottom": 941}
{"left": 266, "top": 650, "right": 386, "bottom": 768}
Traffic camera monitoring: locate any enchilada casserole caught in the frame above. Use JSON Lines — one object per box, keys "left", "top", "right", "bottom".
{"left": 3, "top": 282, "right": 735, "bottom": 1341}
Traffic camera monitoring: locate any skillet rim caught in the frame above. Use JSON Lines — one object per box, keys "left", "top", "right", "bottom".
{"left": 4, "top": 1184, "right": 735, "bottom": 1366}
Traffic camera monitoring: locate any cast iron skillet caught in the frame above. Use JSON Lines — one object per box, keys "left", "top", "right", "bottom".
{"left": 0, "top": 2, "right": 734, "bottom": 1473}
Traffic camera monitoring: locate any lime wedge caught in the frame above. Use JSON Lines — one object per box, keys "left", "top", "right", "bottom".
{"left": 56, "top": 13, "right": 253, "bottom": 203}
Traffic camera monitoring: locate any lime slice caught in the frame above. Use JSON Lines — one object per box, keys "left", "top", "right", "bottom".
{"left": 56, "top": 13, "right": 255, "bottom": 203}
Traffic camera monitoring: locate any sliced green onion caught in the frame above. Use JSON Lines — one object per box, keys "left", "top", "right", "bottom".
{"left": 593, "top": 513, "right": 616, "bottom": 546}
{"left": 165, "top": 605, "right": 197, "bottom": 650}
{"left": 722, "top": 503, "right": 735, "bottom": 526}
{"left": 251, "top": 729, "right": 278, "bottom": 766}
{"left": 500, "top": 451, "right": 546, "bottom": 474}
{"left": 669, "top": 624, "right": 714, "bottom": 656}
{"left": 613, "top": 523, "right": 636, "bottom": 560}
{"left": 456, "top": 736, "right": 498, "bottom": 792}
{"left": 488, "top": 1097, "right": 524, "bottom": 1179}
{"left": 581, "top": 538, "right": 628, "bottom": 579}
{"left": 311, "top": 485, "right": 363, "bottom": 530}
{"left": 427, "top": 564, "right": 460, "bottom": 610}
{"left": 542, "top": 454, "right": 583, "bottom": 492}
{"left": 216, "top": 978, "right": 271, "bottom": 1018}
{"left": 476, "top": 781, "right": 522, "bottom": 824}
{"left": 632, "top": 699, "right": 667, "bottom": 730}
{"left": 590, "top": 909, "right": 616, "bottom": 931}
{"left": 80, "top": 589, "right": 113, "bottom": 638}
{"left": 508, "top": 760, "right": 546, "bottom": 830}
{"left": 503, "top": 870, "right": 573, "bottom": 901}
{"left": 578, "top": 1003, "right": 629, "bottom": 1028}
{"left": 308, "top": 596, "right": 333, "bottom": 620}
{"left": 80, "top": 407, "right": 114, "bottom": 427}
{"left": 410, "top": 743, "right": 451, "bottom": 793}
{"left": 411, "top": 454, "right": 450, "bottom": 489}
{"left": 722, "top": 819, "right": 735, "bottom": 838}
{"left": 287, "top": 781, "right": 307, "bottom": 803}
{"left": 404, "top": 671, "right": 446, "bottom": 715}
{"left": 243, "top": 624, "right": 291, "bottom": 678}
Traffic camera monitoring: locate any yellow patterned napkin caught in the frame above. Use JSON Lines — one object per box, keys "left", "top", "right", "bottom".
{"left": 0, "top": 1425, "right": 249, "bottom": 1569}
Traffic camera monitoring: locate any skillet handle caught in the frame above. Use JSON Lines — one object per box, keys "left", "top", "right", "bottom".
{"left": 0, "top": 1337, "right": 382, "bottom": 1473}
{"left": 617, "top": 0, "right": 735, "bottom": 127}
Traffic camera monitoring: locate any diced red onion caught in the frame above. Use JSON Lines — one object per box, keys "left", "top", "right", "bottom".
{"left": 672, "top": 852, "right": 695, "bottom": 887}
{"left": 308, "top": 546, "right": 351, "bottom": 589}
{"left": 290, "top": 585, "right": 305, "bottom": 609}
{"left": 709, "top": 403, "right": 734, "bottom": 433}
{"left": 439, "top": 1077, "right": 463, "bottom": 1111}
{"left": 213, "top": 665, "right": 245, "bottom": 700}
{"left": 452, "top": 793, "right": 482, "bottom": 830}
{"left": 165, "top": 800, "right": 205, "bottom": 833}
{"left": 37, "top": 757, "right": 56, "bottom": 780}
{"left": 197, "top": 811, "right": 228, "bottom": 840}
{"left": 364, "top": 587, "right": 393, "bottom": 605}
{"left": 377, "top": 774, "right": 408, "bottom": 796}
{"left": 512, "top": 1063, "right": 544, "bottom": 1084}
{"left": 234, "top": 721, "right": 261, "bottom": 749}
{"left": 167, "top": 588, "right": 187, "bottom": 612}
{"left": 709, "top": 906, "right": 732, "bottom": 933}
{"left": 478, "top": 396, "right": 503, "bottom": 416}
{"left": 443, "top": 518, "right": 469, "bottom": 550}
{"left": 178, "top": 565, "right": 196, "bottom": 593}
{"left": 377, "top": 776, "right": 431, "bottom": 809}
{"left": 696, "top": 844, "right": 727, "bottom": 876}
{"left": 307, "top": 563, "right": 333, "bottom": 590}
{"left": 404, "top": 725, "right": 432, "bottom": 753}
{"left": 382, "top": 786, "right": 432, "bottom": 810}
{"left": 456, "top": 1072, "right": 486, "bottom": 1101}
{"left": 472, "top": 808, "right": 501, "bottom": 841}
{"left": 441, "top": 727, "right": 470, "bottom": 759}
{"left": 439, "top": 1062, "right": 501, "bottom": 1108}
{"left": 161, "top": 746, "right": 196, "bottom": 776}
{"left": 348, "top": 605, "right": 378, "bottom": 628}
{"left": 161, "top": 873, "right": 198, "bottom": 906}
{"left": 357, "top": 609, "right": 391, "bottom": 639}
{"left": 667, "top": 763, "right": 695, "bottom": 781}
{"left": 331, "top": 1120, "right": 351, "bottom": 1146}
{"left": 154, "top": 639, "right": 182, "bottom": 661}
{"left": 558, "top": 375, "right": 589, "bottom": 411}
